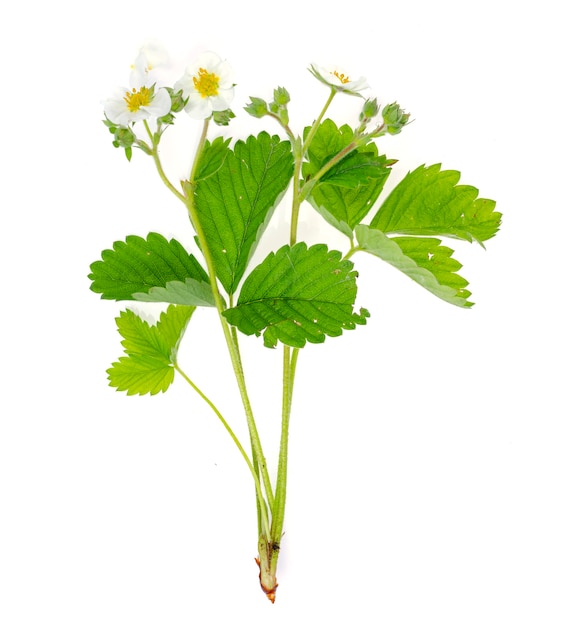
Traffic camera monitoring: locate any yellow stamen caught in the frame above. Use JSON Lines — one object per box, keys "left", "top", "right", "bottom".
{"left": 192, "top": 68, "right": 220, "bottom": 98}
{"left": 332, "top": 70, "right": 351, "bottom": 84}
{"left": 124, "top": 86, "right": 151, "bottom": 112}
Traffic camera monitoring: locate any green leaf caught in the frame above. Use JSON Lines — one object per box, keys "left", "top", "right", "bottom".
{"left": 88, "top": 233, "right": 210, "bottom": 302}
{"left": 355, "top": 224, "right": 473, "bottom": 307}
{"left": 108, "top": 305, "right": 195, "bottom": 395}
{"left": 133, "top": 278, "right": 217, "bottom": 307}
{"left": 193, "top": 132, "right": 294, "bottom": 295}
{"left": 370, "top": 164, "right": 501, "bottom": 245}
{"left": 303, "top": 119, "right": 354, "bottom": 171}
{"left": 319, "top": 149, "right": 390, "bottom": 188}
{"left": 223, "top": 243, "right": 369, "bottom": 348}
{"left": 303, "top": 119, "right": 392, "bottom": 236}
{"left": 192, "top": 136, "right": 231, "bottom": 182}
{"left": 307, "top": 172, "right": 389, "bottom": 238}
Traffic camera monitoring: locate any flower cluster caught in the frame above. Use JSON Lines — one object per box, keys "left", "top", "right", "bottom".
{"left": 104, "top": 46, "right": 235, "bottom": 129}
{"left": 104, "top": 45, "right": 410, "bottom": 162}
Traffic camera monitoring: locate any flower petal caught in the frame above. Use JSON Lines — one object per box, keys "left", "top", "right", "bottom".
{"left": 184, "top": 97, "right": 213, "bottom": 120}
{"left": 146, "top": 88, "right": 172, "bottom": 118}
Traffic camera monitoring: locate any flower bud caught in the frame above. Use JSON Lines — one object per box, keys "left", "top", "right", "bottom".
{"left": 244, "top": 97, "right": 269, "bottom": 118}
{"left": 169, "top": 88, "right": 187, "bottom": 113}
{"left": 360, "top": 98, "right": 379, "bottom": 122}
{"left": 114, "top": 126, "right": 136, "bottom": 148}
{"left": 212, "top": 108, "right": 235, "bottom": 126}
{"left": 273, "top": 86, "right": 290, "bottom": 106}
{"left": 382, "top": 102, "right": 411, "bottom": 135}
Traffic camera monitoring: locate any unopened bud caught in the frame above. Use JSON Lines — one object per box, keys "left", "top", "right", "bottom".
{"left": 213, "top": 108, "right": 236, "bottom": 126}
{"left": 382, "top": 102, "right": 411, "bottom": 135}
{"left": 360, "top": 97, "right": 379, "bottom": 122}
{"left": 244, "top": 97, "right": 269, "bottom": 118}
{"left": 273, "top": 86, "right": 290, "bottom": 106}
{"left": 169, "top": 88, "right": 187, "bottom": 113}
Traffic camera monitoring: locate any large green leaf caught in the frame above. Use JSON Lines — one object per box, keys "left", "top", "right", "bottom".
{"left": 223, "top": 243, "right": 369, "bottom": 348}
{"left": 193, "top": 132, "right": 294, "bottom": 295}
{"left": 108, "top": 305, "right": 195, "bottom": 395}
{"left": 370, "top": 164, "right": 501, "bottom": 245}
{"left": 88, "top": 233, "right": 212, "bottom": 304}
{"left": 303, "top": 119, "right": 392, "bottom": 236}
{"left": 355, "top": 224, "right": 472, "bottom": 307}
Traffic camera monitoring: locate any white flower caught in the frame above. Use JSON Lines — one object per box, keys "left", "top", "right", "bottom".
{"left": 104, "top": 66, "right": 172, "bottom": 127}
{"left": 103, "top": 43, "right": 173, "bottom": 127}
{"left": 130, "top": 40, "right": 169, "bottom": 85}
{"left": 174, "top": 51, "right": 235, "bottom": 120}
{"left": 308, "top": 63, "right": 369, "bottom": 96}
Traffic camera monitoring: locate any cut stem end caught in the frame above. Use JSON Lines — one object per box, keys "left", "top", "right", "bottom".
{"left": 256, "top": 536, "right": 280, "bottom": 603}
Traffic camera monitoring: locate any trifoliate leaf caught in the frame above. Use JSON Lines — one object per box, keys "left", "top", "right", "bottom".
{"left": 370, "top": 164, "right": 501, "bottom": 245}
{"left": 108, "top": 305, "right": 194, "bottom": 395}
{"left": 303, "top": 119, "right": 392, "bottom": 236}
{"left": 355, "top": 224, "right": 473, "bottom": 307}
{"left": 223, "top": 243, "right": 369, "bottom": 348}
{"left": 193, "top": 132, "right": 294, "bottom": 295}
{"left": 89, "top": 233, "right": 210, "bottom": 303}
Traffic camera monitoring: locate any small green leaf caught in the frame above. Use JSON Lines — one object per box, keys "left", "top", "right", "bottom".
{"left": 108, "top": 305, "right": 195, "bottom": 395}
{"left": 355, "top": 224, "right": 473, "bottom": 307}
{"left": 223, "top": 243, "right": 369, "bottom": 348}
{"left": 89, "top": 233, "right": 209, "bottom": 302}
{"left": 194, "top": 132, "right": 294, "bottom": 295}
{"left": 370, "top": 164, "right": 501, "bottom": 245}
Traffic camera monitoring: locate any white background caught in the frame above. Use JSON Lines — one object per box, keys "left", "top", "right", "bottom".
{"left": 1, "top": 1, "right": 584, "bottom": 624}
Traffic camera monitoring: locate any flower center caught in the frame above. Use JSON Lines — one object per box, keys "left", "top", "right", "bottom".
{"left": 193, "top": 68, "right": 220, "bottom": 98}
{"left": 124, "top": 86, "right": 152, "bottom": 112}
{"left": 332, "top": 70, "right": 351, "bottom": 84}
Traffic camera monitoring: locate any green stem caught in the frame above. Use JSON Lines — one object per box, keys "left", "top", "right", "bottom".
{"left": 148, "top": 116, "right": 275, "bottom": 527}
{"left": 189, "top": 118, "right": 210, "bottom": 184}
{"left": 302, "top": 88, "right": 336, "bottom": 156}
{"left": 175, "top": 363, "right": 271, "bottom": 538}
{"left": 229, "top": 295, "right": 263, "bottom": 535}
{"left": 271, "top": 346, "right": 298, "bottom": 540}
{"left": 289, "top": 155, "right": 304, "bottom": 246}
{"left": 289, "top": 90, "right": 336, "bottom": 245}
{"left": 259, "top": 94, "right": 339, "bottom": 597}
{"left": 181, "top": 120, "right": 275, "bottom": 514}
{"left": 143, "top": 121, "right": 185, "bottom": 203}
{"left": 267, "top": 112, "right": 296, "bottom": 143}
